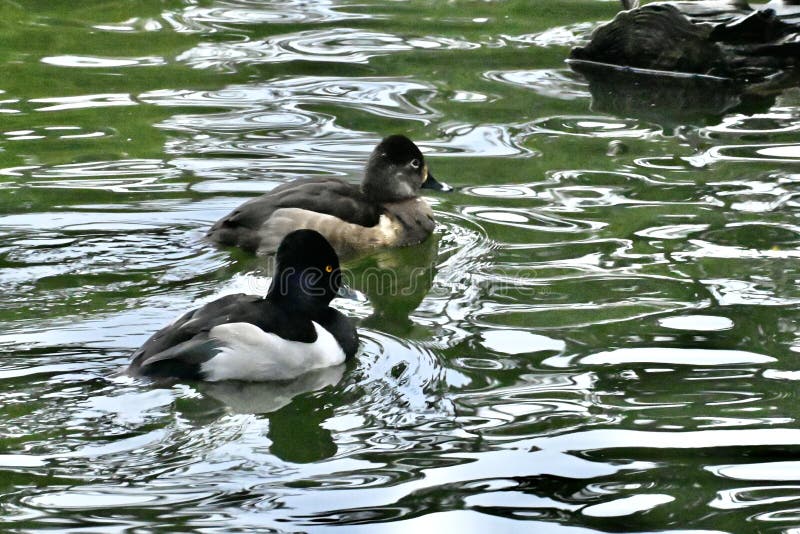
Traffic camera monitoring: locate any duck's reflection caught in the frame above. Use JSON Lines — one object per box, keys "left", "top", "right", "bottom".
{"left": 200, "top": 365, "right": 344, "bottom": 463}
{"left": 344, "top": 235, "right": 439, "bottom": 336}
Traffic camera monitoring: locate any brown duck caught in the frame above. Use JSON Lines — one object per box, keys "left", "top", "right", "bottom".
{"left": 207, "top": 135, "right": 450, "bottom": 258}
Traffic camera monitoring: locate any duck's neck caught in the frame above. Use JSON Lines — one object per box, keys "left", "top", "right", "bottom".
{"left": 361, "top": 172, "right": 418, "bottom": 203}
{"left": 267, "top": 292, "right": 329, "bottom": 319}
{"left": 266, "top": 277, "right": 329, "bottom": 318}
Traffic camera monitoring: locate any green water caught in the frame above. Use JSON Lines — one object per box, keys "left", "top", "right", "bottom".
{"left": 3, "top": 0, "right": 800, "bottom": 531}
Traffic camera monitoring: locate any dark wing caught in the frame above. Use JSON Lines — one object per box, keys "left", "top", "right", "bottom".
{"left": 128, "top": 335, "right": 220, "bottom": 380}
{"left": 128, "top": 294, "right": 316, "bottom": 379}
{"left": 207, "top": 178, "right": 382, "bottom": 252}
{"left": 128, "top": 293, "right": 256, "bottom": 378}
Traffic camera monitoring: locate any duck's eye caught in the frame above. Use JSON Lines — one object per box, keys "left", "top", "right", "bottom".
{"left": 410, "top": 159, "right": 421, "bottom": 170}
{"left": 325, "top": 265, "right": 333, "bottom": 273}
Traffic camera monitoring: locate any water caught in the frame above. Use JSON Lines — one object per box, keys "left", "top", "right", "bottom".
{"left": 2, "top": 0, "right": 800, "bottom": 531}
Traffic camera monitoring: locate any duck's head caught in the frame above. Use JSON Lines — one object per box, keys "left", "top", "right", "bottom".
{"left": 268, "top": 229, "right": 341, "bottom": 312}
{"left": 362, "top": 135, "right": 450, "bottom": 203}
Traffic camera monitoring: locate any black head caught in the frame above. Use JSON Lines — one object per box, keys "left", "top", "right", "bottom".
{"left": 362, "top": 135, "right": 448, "bottom": 202}
{"left": 267, "top": 230, "right": 341, "bottom": 312}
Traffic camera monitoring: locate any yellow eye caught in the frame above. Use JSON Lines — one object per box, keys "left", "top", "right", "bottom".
{"left": 325, "top": 265, "right": 333, "bottom": 273}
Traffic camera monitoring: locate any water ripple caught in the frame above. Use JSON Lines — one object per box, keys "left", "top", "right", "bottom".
{"left": 502, "top": 22, "right": 596, "bottom": 47}
{"left": 704, "top": 110, "right": 800, "bottom": 136}
{"left": 463, "top": 206, "right": 605, "bottom": 233}
{"left": 691, "top": 143, "right": 800, "bottom": 165}
{"left": 177, "top": 28, "right": 477, "bottom": 70}
{"left": 140, "top": 77, "right": 442, "bottom": 182}
{"left": 484, "top": 69, "right": 589, "bottom": 101}
{"left": 2, "top": 126, "right": 112, "bottom": 143}
{"left": 163, "top": 0, "right": 369, "bottom": 33}
{"left": 580, "top": 347, "right": 774, "bottom": 366}
{"left": 146, "top": 76, "right": 439, "bottom": 128}
{"left": 522, "top": 115, "right": 660, "bottom": 139}
{"left": 429, "top": 123, "right": 534, "bottom": 157}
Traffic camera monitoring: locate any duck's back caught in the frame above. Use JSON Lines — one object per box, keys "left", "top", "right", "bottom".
{"left": 207, "top": 177, "right": 382, "bottom": 253}
{"left": 128, "top": 294, "right": 313, "bottom": 378}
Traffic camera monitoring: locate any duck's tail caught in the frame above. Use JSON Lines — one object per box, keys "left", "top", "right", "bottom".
{"left": 620, "top": 0, "right": 640, "bottom": 9}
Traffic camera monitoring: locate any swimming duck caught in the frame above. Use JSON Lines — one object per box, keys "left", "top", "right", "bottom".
{"left": 128, "top": 229, "right": 358, "bottom": 381}
{"left": 206, "top": 135, "right": 450, "bottom": 258}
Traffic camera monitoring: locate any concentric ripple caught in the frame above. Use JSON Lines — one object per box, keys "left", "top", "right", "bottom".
{"left": 522, "top": 115, "right": 661, "bottom": 138}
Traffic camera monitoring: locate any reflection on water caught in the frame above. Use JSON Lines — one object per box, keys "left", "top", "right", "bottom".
{"left": 177, "top": 28, "right": 480, "bottom": 71}
{"left": 523, "top": 114, "right": 660, "bottom": 139}
{"left": 484, "top": 68, "right": 589, "bottom": 101}
{"left": 3, "top": 0, "right": 800, "bottom": 531}
{"left": 201, "top": 365, "right": 346, "bottom": 415}
{"left": 346, "top": 237, "right": 440, "bottom": 336}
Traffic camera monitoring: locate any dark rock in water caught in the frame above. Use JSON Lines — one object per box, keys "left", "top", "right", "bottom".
{"left": 568, "top": 1, "right": 800, "bottom": 126}
{"left": 571, "top": 5, "right": 727, "bottom": 75}
{"left": 710, "top": 8, "right": 792, "bottom": 44}
{"left": 570, "top": 1, "right": 800, "bottom": 86}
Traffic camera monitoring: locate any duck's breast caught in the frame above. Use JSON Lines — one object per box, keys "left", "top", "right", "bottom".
{"left": 382, "top": 197, "right": 436, "bottom": 246}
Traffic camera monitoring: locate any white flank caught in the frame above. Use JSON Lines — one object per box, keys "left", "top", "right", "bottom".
{"left": 201, "top": 322, "right": 346, "bottom": 382}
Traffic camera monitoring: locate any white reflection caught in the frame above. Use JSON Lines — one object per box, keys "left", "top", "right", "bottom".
{"left": 30, "top": 93, "right": 135, "bottom": 112}
{"left": 581, "top": 347, "right": 774, "bottom": 366}
{"left": 658, "top": 315, "right": 734, "bottom": 332}
{"left": 481, "top": 329, "right": 565, "bottom": 354}
{"left": 201, "top": 365, "right": 345, "bottom": 414}
{"left": 42, "top": 55, "right": 165, "bottom": 68}
{"left": 582, "top": 493, "right": 675, "bottom": 517}
{"left": 710, "top": 486, "right": 800, "bottom": 510}
{"left": 709, "top": 461, "right": 800, "bottom": 481}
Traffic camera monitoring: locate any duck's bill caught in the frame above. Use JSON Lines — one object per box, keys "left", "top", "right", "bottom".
{"left": 421, "top": 172, "right": 452, "bottom": 192}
